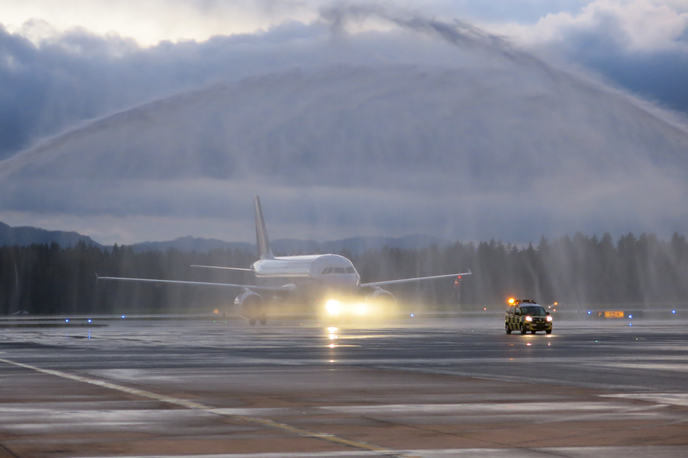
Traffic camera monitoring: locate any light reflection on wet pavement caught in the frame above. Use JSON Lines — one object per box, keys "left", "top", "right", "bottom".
{"left": 0, "top": 318, "right": 687, "bottom": 457}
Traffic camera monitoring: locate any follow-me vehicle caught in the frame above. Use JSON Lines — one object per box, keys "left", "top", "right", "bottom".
{"left": 505, "top": 299, "right": 553, "bottom": 334}
{"left": 98, "top": 196, "right": 471, "bottom": 324}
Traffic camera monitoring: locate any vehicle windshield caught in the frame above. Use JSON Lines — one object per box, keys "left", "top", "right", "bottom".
{"left": 521, "top": 306, "right": 547, "bottom": 316}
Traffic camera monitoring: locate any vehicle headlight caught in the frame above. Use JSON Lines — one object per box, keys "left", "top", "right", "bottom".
{"left": 546, "top": 315, "right": 553, "bottom": 322}
{"left": 525, "top": 316, "right": 532, "bottom": 322}
{"left": 326, "top": 300, "right": 341, "bottom": 315}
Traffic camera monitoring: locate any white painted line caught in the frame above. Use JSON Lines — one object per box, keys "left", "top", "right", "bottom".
{"left": 601, "top": 393, "right": 688, "bottom": 407}
{"left": 76, "top": 445, "right": 688, "bottom": 458}
{"left": 0, "top": 358, "right": 418, "bottom": 458}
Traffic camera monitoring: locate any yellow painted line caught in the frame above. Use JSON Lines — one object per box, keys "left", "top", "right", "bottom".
{"left": 0, "top": 358, "right": 416, "bottom": 457}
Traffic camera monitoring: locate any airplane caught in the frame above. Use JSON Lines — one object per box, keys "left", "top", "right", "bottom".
{"left": 98, "top": 196, "right": 471, "bottom": 324}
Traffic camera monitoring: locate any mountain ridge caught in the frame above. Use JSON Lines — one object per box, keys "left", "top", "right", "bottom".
{"left": 0, "top": 222, "right": 102, "bottom": 248}
{"left": 0, "top": 222, "right": 451, "bottom": 255}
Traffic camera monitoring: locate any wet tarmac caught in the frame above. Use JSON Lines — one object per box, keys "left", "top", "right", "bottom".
{"left": 0, "top": 317, "right": 687, "bottom": 457}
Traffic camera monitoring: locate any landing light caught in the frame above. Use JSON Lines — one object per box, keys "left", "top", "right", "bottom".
{"left": 354, "top": 303, "right": 369, "bottom": 316}
{"left": 326, "top": 300, "right": 341, "bottom": 315}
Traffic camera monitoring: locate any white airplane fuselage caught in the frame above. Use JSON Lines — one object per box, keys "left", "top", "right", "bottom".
{"left": 253, "top": 254, "right": 360, "bottom": 298}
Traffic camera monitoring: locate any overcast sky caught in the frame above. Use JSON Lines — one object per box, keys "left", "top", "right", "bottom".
{"left": 0, "top": 1, "right": 687, "bottom": 245}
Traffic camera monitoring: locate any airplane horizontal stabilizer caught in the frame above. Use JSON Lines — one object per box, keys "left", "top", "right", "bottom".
{"left": 191, "top": 265, "right": 253, "bottom": 272}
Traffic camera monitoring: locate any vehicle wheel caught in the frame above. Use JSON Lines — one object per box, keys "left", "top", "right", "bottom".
{"left": 546, "top": 329, "right": 552, "bottom": 334}
{"left": 520, "top": 324, "right": 526, "bottom": 335}
{"left": 248, "top": 319, "right": 256, "bottom": 325}
{"left": 505, "top": 324, "right": 511, "bottom": 334}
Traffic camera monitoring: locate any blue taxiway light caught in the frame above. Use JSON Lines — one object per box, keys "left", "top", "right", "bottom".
{"left": 65, "top": 319, "right": 69, "bottom": 323}
{"left": 628, "top": 315, "right": 633, "bottom": 319}
{"left": 88, "top": 319, "right": 92, "bottom": 323}
{"left": 672, "top": 310, "right": 676, "bottom": 314}
{"left": 587, "top": 311, "right": 592, "bottom": 315}
{"left": 121, "top": 315, "right": 126, "bottom": 319}
{"left": 411, "top": 313, "right": 415, "bottom": 317}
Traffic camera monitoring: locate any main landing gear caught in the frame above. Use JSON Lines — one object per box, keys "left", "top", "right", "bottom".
{"left": 249, "top": 314, "right": 267, "bottom": 325}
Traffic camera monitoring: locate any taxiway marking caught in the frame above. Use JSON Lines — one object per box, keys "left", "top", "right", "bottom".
{"left": 0, "top": 358, "right": 417, "bottom": 458}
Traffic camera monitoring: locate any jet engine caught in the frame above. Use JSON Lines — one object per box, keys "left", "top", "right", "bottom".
{"left": 365, "top": 287, "right": 396, "bottom": 315}
{"left": 234, "top": 291, "right": 266, "bottom": 325}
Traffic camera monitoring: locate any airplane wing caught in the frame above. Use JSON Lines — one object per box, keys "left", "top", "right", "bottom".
{"left": 360, "top": 270, "right": 471, "bottom": 287}
{"left": 96, "top": 275, "right": 290, "bottom": 292}
{"left": 190, "top": 265, "right": 253, "bottom": 272}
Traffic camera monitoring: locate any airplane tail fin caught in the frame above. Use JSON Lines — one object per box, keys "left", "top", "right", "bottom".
{"left": 254, "top": 195, "right": 274, "bottom": 260}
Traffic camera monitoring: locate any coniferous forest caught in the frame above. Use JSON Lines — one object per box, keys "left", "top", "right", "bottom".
{"left": 0, "top": 232, "right": 687, "bottom": 316}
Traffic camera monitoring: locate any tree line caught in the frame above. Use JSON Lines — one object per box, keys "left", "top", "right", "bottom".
{"left": 1, "top": 232, "right": 686, "bottom": 315}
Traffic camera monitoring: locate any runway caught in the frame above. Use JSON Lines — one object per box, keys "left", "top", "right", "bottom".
{"left": 1, "top": 316, "right": 687, "bottom": 457}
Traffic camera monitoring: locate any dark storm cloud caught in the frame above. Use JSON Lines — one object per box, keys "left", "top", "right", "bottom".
{"left": 526, "top": 4, "right": 688, "bottom": 116}
{"left": 0, "top": 20, "right": 335, "bottom": 159}
{"left": 563, "top": 38, "right": 688, "bottom": 114}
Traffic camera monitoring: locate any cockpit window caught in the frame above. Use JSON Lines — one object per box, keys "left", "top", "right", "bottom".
{"left": 345, "top": 267, "right": 355, "bottom": 274}
{"left": 334, "top": 267, "right": 346, "bottom": 274}
{"left": 322, "top": 267, "right": 332, "bottom": 274}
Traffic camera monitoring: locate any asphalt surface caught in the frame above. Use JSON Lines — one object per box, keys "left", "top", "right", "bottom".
{"left": 0, "top": 316, "right": 687, "bottom": 457}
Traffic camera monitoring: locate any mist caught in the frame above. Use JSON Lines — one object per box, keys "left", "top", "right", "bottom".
{"left": 0, "top": 5, "right": 686, "bottom": 247}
